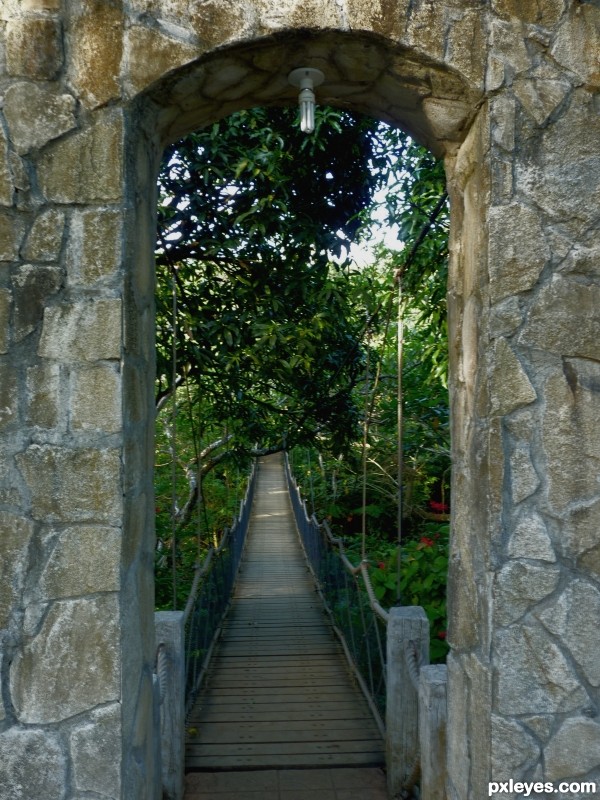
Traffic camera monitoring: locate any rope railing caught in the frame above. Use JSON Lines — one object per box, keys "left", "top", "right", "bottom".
{"left": 181, "top": 460, "right": 257, "bottom": 717}
{"left": 284, "top": 453, "right": 388, "bottom": 731}
{"left": 152, "top": 461, "right": 257, "bottom": 799}
{"left": 284, "top": 455, "right": 448, "bottom": 800}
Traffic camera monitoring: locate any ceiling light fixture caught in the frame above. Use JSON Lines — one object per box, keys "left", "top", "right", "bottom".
{"left": 288, "top": 67, "right": 325, "bottom": 134}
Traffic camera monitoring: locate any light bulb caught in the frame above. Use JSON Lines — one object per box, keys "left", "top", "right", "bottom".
{"left": 288, "top": 68, "right": 325, "bottom": 134}
{"left": 298, "top": 86, "right": 316, "bottom": 133}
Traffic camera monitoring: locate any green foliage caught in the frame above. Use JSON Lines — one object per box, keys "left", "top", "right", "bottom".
{"left": 155, "top": 106, "right": 391, "bottom": 458}
{"left": 154, "top": 385, "right": 251, "bottom": 610}
{"left": 154, "top": 107, "right": 451, "bottom": 663}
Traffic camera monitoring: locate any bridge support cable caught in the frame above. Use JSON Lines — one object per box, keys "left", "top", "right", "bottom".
{"left": 284, "top": 453, "right": 388, "bottom": 733}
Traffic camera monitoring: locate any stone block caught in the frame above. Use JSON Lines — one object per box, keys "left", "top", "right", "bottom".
{"left": 508, "top": 510, "right": 555, "bottom": 562}
{"left": 513, "top": 75, "right": 571, "bottom": 127}
{"left": 343, "top": 0, "right": 411, "bottom": 41}
{"left": 495, "top": 622, "right": 589, "bottom": 714}
{"left": 492, "top": 0, "right": 564, "bottom": 26}
{"left": 491, "top": 94, "right": 515, "bottom": 151}
{"left": 6, "top": 18, "right": 63, "bottom": 79}
{"left": 0, "top": 513, "right": 34, "bottom": 628}
{"left": 0, "top": 288, "right": 11, "bottom": 353}
{"left": 522, "top": 715, "right": 553, "bottom": 742}
{"left": 422, "top": 97, "right": 472, "bottom": 142}
{"left": 494, "top": 561, "right": 560, "bottom": 626}
{"left": 490, "top": 19, "right": 532, "bottom": 79}
{"left": 445, "top": 8, "right": 486, "bottom": 90}
{"left": 8, "top": 151, "right": 30, "bottom": 201}
{"left": 0, "top": 126, "right": 13, "bottom": 206}
{"left": 125, "top": 25, "right": 199, "bottom": 97}
{"left": 536, "top": 579, "right": 600, "bottom": 687}
{"left": 22, "top": 0, "right": 61, "bottom": 8}
{"left": 488, "top": 203, "right": 549, "bottom": 303}
{"left": 70, "top": 702, "right": 122, "bottom": 796}
{"left": 464, "top": 653, "right": 493, "bottom": 797}
{"left": 68, "top": 0, "right": 124, "bottom": 108}
{"left": 40, "top": 526, "right": 121, "bottom": 599}
{"left": 418, "top": 664, "right": 447, "bottom": 800}
{"left": 67, "top": 209, "right": 122, "bottom": 286}
{"left": 551, "top": 5, "right": 600, "bottom": 89}
{"left": 15, "top": 444, "right": 123, "bottom": 524}
{"left": 11, "top": 595, "right": 120, "bottom": 724}
{"left": 0, "top": 210, "right": 24, "bottom": 261}
{"left": 445, "top": 654, "right": 470, "bottom": 800}
{"left": 0, "top": 728, "right": 67, "bottom": 800}
{"left": 540, "top": 364, "right": 600, "bottom": 514}
{"left": 489, "top": 298, "right": 523, "bottom": 337}
{"left": 12, "top": 264, "right": 62, "bottom": 342}
{"left": 0, "top": 650, "right": 4, "bottom": 723}
{"left": 70, "top": 364, "right": 122, "bottom": 433}
{"left": 185, "top": 0, "right": 254, "bottom": 50}
{"left": 3, "top": 83, "right": 76, "bottom": 154}
{"left": 519, "top": 278, "right": 600, "bottom": 360}
{"left": 38, "top": 298, "right": 122, "bottom": 362}
{"left": 22, "top": 208, "right": 66, "bottom": 262}
{"left": 509, "top": 443, "right": 539, "bottom": 504}
{"left": 26, "top": 363, "right": 61, "bottom": 428}
{"left": 544, "top": 717, "right": 600, "bottom": 782}
{"left": 516, "top": 90, "right": 600, "bottom": 233}
{"left": 559, "top": 241, "right": 600, "bottom": 278}
{"left": 562, "top": 498, "right": 600, "bottom": 563}
{"left": 491, "top": 716, "right": 540, "bottom": 781}
{"left": 0, "top": 361, "right": 18, "bottom": 429}
{"left": 37, "top": 110, "right": 123, "bottom": 203}
{"left": 489, "top": 338, "right": 537, "bottom": 417}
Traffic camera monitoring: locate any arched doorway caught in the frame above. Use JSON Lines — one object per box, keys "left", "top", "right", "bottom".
{"left": 123, "top": 28, "right": 482, "bottom": 798}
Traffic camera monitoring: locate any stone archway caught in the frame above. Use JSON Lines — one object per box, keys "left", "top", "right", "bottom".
{"left": 1, "top": 3, "right": 600, "bottom": 799}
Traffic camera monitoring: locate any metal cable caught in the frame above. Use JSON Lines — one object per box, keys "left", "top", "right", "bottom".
{"left": 284, "top": 453, "right": 389, "bottom": 721}
{"left": 182, "top": 462, "right": 256, "bottom": 715}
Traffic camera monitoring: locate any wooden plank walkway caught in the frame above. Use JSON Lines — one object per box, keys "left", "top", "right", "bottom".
{"left": 185, "top": 454, "right": 385, "bottom": 774}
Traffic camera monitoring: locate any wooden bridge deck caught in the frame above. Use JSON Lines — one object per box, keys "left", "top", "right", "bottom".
{"left": 185, "top": 454, "right": 385, "bottom": 773}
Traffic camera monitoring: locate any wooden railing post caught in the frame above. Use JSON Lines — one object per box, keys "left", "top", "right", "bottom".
{"left": 386, "top": 606, "right": 429, "bottom": 797}
{"left": 152, "top": 671, "right": 163, "bottom": 800}
{"left": 419, "top": 664, "right": 447, "bottom": 800}
{"left": 155, "top": 611, "right": 186, "bottom": 800}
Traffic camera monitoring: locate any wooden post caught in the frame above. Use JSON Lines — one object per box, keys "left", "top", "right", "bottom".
{"left": 386, "top": 606, "right": 429, "bottom": 797}
{"left": 152, "top": 673, "right": 163, "bottom": 800}
{"left": 419, "top": 664, "right": 448, "bottom": 800}
{"left": 155, "top": 611, "right": 186, "bottom": 800}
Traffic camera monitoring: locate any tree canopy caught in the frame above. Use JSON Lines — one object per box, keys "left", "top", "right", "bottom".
{"left": 156, "top": 106, "right": 391, "bottom": 456}
{"left": 154, "top": 105, "right": 451, "bottom": 630}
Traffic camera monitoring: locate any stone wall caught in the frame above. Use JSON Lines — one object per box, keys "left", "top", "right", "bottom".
{"left": 0, "top": 1, "right": 599, "bottom": 798}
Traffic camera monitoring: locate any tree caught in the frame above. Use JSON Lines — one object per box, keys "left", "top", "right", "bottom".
{"left": 154, "top": 106, "right": 392, "bottom": 605}
{"left": 155, "top": 106, "right": 389, "bottom": 453}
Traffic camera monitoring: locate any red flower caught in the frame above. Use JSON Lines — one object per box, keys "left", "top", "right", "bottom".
{"left": 377, "top": 561, "right": 386, "bottom": 570}
{"left": 438, "top": 630, "right": 447, "bottom": 640}
{"left": 419, "top": 536, "right": 434, "bottom": 547}
{"left": 429, "top": 500, "right": 449, "bottom": 513}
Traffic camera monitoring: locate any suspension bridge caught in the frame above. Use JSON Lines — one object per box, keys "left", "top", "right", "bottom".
{"left": 184, "top": 454, "right": 386, "bottom": 797}
{"left": 155, "top": 453, "right": 447, "bottom": 800}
